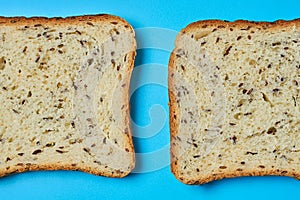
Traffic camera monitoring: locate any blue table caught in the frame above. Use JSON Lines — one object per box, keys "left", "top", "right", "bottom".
{"left": 0, "top": 0, "right": 299, "bottom": 199}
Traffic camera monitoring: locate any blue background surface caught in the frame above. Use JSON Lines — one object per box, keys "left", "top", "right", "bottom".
{"left": 0, "top": 0, "right": 299, "bottom": 199}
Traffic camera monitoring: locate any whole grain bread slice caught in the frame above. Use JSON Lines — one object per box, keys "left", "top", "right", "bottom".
{"left": 0, "top": 14, "right": 136, "bottom": 177}
{"left": 169, "top": 19, "right": 300, "bottom": 184}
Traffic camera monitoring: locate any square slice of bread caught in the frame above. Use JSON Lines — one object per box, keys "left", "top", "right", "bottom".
{"left": 169, "top": 19, "right": 300, "bottom": 184}
{"left": 0, "top": 15, "right": 136, "bottom": 177}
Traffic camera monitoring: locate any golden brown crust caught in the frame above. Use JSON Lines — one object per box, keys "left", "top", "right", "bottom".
{"left": 168, "top": 52, "right": 180, "bottom": 177}
{"left": 122, "top": 51, "right": 137, "bottom": 172}
{"left": 181, "top": 18, "right": 300, "bottom": 34}
{"left": 177, "top": 169, "right": 300, "bottom": 185}
{"left": 0, "top": 14, "right": 131, "bottom": 27}
{"left": 0, "top": 14, "right": 136, "bottom": 178}
{"left": 0, "top": 162, "right": 129, "bottom": 178}
{"left": 169, "top": 18, "right": 300, "bottom": 184}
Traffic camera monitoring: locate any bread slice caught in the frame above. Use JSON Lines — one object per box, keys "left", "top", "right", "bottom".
{"left": 0, "top": 15, "right": 136, "bottom": 177}
{"left": 169, "top": 19, "right": 300, "bottom": 184}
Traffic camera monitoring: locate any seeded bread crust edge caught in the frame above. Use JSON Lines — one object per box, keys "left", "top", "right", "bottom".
{"left": 0, "top": 14, "right": 131, "bottom": 26}
{"left": 0, "top": 14, "right": 136, "bottom": 178}
{"left": 168, "top": 18, "right": 300, "bottom": 184}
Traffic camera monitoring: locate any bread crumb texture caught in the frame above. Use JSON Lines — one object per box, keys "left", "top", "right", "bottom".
{"left": 169, "top": 19, "right": 300, "bottom": 184}
{"left": 0, "top": 15, "right": 136, "bottom": 177}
